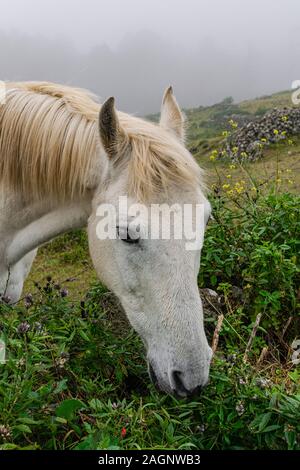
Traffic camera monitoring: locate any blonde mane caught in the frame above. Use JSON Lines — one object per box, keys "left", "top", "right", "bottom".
{"left": 0, "top": 81, "right": 203, "bottom": 202}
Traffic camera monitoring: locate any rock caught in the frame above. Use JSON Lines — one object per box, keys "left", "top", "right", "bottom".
{"left": 200, "top": 288, "right": 221, "bottom": 320}
{"left": 221, "top": 107, "right": 300, "bottom": 162}
{"left": 231, "top": 285, "right": 244, "bottom": 302}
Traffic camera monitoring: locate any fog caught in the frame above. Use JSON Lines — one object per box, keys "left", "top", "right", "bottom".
{"left": 0, "top": 0, "right": 299, "bottom": 114}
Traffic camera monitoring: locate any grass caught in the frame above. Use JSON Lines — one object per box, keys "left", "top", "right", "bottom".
{"left": 239, "top": 90, "right": 292, "bottom": 115}
{"left": 24, "top": 230, "right": 97, "bottom": 300}
{"left": 0, "top": 278, "right": 299, "bottom": 450}
{"left": 0, "top": 90, "right": 299, "bottom": 450}
{"left": 201, "top": 137, "right": 300, "bottom": 194}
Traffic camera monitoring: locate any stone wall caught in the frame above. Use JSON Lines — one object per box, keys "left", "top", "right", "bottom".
{"left": 225, "top": 107, "right": 300, "bottom": 161}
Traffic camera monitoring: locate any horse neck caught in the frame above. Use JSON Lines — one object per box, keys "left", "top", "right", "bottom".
{"left": 0, "top": 188, "right": 93, "bottom": 258}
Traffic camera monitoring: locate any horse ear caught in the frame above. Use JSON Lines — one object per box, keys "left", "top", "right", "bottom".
{"left": 99, "top": 96, "right": 125, "bottom": 159}
{"left": 159, "top": 86, "right": 185, "bottom": 141}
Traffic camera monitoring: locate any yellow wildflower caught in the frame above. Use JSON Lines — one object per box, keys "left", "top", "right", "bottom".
{"left": 234, "top": 181, "right": 245, "bottom": 194}
{"left": 235, "top": 185, "right": 244, "bottom": 194}
{"left": 273, "top": 129, "right": 279, "bottom": 135}
{"left": 209, "top": 150, "right": 218, "bottom": 161}
{"left": 229, "top": 119, "right": 238, "bottom": 129}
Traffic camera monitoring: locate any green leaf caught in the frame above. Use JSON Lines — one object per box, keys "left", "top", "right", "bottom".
{"left": 258, "top": 412, "right": 272, "bottom": 432}
{"left": 53, "top": 378, "right": 68, "bottom": 395}
{"left": 55, "top": 417, "right": 68, "bottom": 424}
{"left": 0, "top": 444, "right": 19, "bottom": 450}
{"left": 79, "top": 330, "right": 91, "bottom": 342}
{"left": 261, "top": 424, "right": 281, "bottom": 433}
{"left": 284, "top": 430, "right": 296, "bottom": 450}
{"left": 75, "top": 434, "right": 97, "bottom": 450}
{"left": 153, "top": 412, "right": 164, "bottom": 424}
{"left": 55, "top": 399, "right": 86, "bottom": 421}
{"left": 17, "top": 417, "right": 42, "bottom": 425}
{"left": 14, "top": 424, "right": 32, "bottom": 434}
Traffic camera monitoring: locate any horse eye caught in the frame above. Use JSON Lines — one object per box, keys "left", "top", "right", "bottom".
{"left": 116, "top": 226, "right": 140, "bottom": 244}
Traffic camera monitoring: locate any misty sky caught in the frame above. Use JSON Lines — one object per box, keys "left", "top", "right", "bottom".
{"left": 0, "top": 0, "right": 299, "bottom": 114}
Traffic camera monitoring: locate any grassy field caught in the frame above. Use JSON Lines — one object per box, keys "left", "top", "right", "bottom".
{"left": 0, "top": 91, "right": 299, "bottom": 450}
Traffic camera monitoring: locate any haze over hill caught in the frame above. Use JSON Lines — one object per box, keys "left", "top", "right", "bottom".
{"left": 0, "top": 0, "right": 299, "bottom": 114}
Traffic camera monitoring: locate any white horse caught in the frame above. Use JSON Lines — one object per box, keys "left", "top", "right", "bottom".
{"left": 0, "top": 82, "right": 212, "bottom": 396}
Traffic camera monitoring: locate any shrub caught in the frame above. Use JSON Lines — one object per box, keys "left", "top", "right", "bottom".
{"left": 199, "top": 191, "right": 300, "bottom": 332}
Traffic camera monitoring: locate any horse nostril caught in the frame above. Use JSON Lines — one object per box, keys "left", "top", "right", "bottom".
{"left": 171, "top": 370, "right": 203, "bottom": 398}
{"left": 171, "top": 370, "right": 189, "bottom": 397}
{"left": 191, "top": 385, "right": 203, "bottom": 397}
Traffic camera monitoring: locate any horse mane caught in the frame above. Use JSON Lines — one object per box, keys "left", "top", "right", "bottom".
{"left": 0, "top": 81, "right": 204, "bottom": 202}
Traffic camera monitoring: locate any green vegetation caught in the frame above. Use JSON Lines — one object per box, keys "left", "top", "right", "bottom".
{"left": 0, "top": 253, "right": 299, "bottom": 449}
{"left": 200, "top": 191, "right": 299, "bottom": 331}
{"left": 0, "top": 90, "right": 299, "bottom": 450}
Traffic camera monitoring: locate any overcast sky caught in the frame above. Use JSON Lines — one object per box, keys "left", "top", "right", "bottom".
{"left": 0, "top": 0, "right": 299, "bottom": 113}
